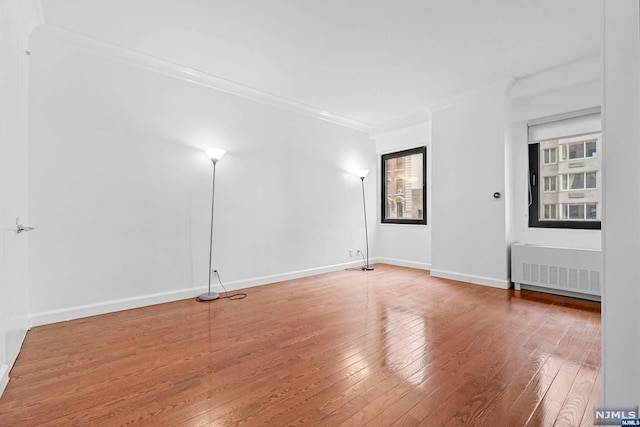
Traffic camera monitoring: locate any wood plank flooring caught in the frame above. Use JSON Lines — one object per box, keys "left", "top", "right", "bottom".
{"left": 0, "top": 264, "right": 601, "bottom": 426}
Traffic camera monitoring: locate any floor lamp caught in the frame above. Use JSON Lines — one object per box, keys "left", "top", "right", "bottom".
{"left": 356, "top": 170, "right": 374, "bottom": 271}
{"left": 198, "top": 148, "right": 226, "bottom": 301}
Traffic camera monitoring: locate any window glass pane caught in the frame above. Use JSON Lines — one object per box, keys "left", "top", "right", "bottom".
{"left": 533, "top": 132, "right": 602, "bottom": 227}
{"left": 568, "top": 204, "right": 584, "bottom": 219}
{"left": 382, "top": 147, "right": 426, "bottom": 224}
{"left": 568, "top": 173, "right": 584, "bottom": 190}
{"left": 543, "top": 148, "right": 557, "bottom": 164}
{"left": 568, "top": 143, "right": 584, "bottom": 159}
{"left": 544, "top": 204, "right": 557, "bottom": 219}
{"left": 543, "top": 176, "right": 557, "bottom": 192}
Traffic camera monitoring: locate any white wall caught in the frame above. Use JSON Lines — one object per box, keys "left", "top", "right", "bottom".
{"left": 602, "top": 0, "right": 640, "bottom": 406}
{"left": 375, "top": 58, "right": 603, "bottom": 286}
{"left": 0, "top": 0, "right": 34, "bottom": 394}
{"left": 509, "top": 56, "right": 602, "bottom": 250}
{"left": 0, "top": 0, "right": 36, "bottom": 395}
{"left": 372, "top": 121, "right": 432, "bottom": 269}
{"left": 0, "top": 0, "right": 17, "bottom": 395}
{"left": 430, "top": 84, "right": 510, "bottom": 288}
{"left": 27, "top": 26, "right": 375, "bottom": 326}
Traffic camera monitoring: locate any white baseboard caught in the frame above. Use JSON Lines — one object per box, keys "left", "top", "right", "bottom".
{"left": 28, "top": 287, "right": 201, "bottom": 328}
{"left": 376, "top": 257, "right": 431, "bottom": 270}
{"left": 0, "top": 364, "right": 8, "bottom": 397}
{"left": 430, "top": 269, "right": 510, "bottom": 289}
{"left": 217, "top": 260, "right": 367, "bottom": 291}
{"left": 28, "top": 260, "right": 366, "bottom": 327}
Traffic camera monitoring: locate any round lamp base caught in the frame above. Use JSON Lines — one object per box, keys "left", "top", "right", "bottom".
{"left": 197, "top": 291, "right": 220, "bottom": 301}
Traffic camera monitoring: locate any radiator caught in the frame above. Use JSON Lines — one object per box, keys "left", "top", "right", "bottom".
{"left": 511, "top": 243, "right": 602, "bottom": 299}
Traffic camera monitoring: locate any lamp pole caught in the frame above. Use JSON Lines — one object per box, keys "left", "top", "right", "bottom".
{"left": 198, "top": 149, "right": 225, "bottom": 301}
{"left": 358, "top": 172, "right": 374, "bottom": 271}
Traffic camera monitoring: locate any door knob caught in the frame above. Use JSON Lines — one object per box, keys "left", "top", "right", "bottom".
{"left": 16, "top": 217, "right": 34, "bottom": 234}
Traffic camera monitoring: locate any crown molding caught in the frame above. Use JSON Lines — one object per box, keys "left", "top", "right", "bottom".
{"left": 369, "top": 108, "right": 431, "bottom": 137}
{"left": 38, "top": 24, "right": 372, "bottom": 133}
{"left": 429, "top": 78, "right": 515, "bottom": 113}
{"left": 509, "top": 55, "right": 601, "bottom": 100}
{"left": 6, "top": 0, "right": 43, "bottom": 43}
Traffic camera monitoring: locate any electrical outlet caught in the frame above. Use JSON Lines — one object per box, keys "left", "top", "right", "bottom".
{"left": 349, "top": 249, "right": 353, "bottom": 257}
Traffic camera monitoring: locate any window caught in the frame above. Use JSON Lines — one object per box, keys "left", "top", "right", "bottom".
{"left": 544, "top": 204, "right": 557, "bottom": 219}
{"left": 543, "top": 176, "right": 557, "bottom": 192}
{"left": 562, "top": 203, "right": 585, "bottom": 219}
{"left": 381, "top": 146, "right": 427, "bottom": 225}
{"left": 560, "top": 172, "right": 597, "bottom": 191}
{"left": 560, "top": 203, "right": 598, "bottom": 220}
{"left": 527, "top": 108, "right": 601, "bottom": 230}
{"left": 543, "top": 148, "right": 557, "bottom": 164}
{"left": 560, "top": 139, "right": 597, "bottom": 160}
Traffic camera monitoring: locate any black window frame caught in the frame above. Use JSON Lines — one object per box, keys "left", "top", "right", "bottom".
{"left": 528, "top": 143, "right": 601, "bottom": 230}
{"left": 381, "top": 146, "right": 427, "bottom": 225}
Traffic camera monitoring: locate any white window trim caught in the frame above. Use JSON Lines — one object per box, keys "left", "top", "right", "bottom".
{"left": 528, "top": 107, "right": 601, "bottom": 142}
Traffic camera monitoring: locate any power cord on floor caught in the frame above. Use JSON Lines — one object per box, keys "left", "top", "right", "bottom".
{"left": 214, "top": 270, "right": 247, "bottom": 300}
{"left": 198, "top": 270, "right": 247, "bottom": 301}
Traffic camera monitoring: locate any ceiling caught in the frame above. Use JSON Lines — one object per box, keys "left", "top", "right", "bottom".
{"left": 41, "top": 0, "right": 602, "bottom": 128}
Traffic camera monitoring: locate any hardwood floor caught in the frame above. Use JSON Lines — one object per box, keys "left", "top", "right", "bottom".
{"left": 0, "top": 264, "right": 601, "bottom": 426}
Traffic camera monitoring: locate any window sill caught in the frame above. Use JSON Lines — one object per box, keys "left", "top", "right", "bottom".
{"left": 379, "top": 223, "right": 429, "bottom": 228}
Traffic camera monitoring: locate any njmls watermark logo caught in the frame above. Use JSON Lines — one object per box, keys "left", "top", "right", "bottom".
{"left": 593, "top": 407, "right": 639, "bottom": 425}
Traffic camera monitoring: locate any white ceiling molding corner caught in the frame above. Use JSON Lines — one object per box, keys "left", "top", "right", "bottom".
{"left": 509, "top": 55, "right": 601, "bottom": 100}
{"left": 6, "top": 0, "right": 44, "bottom": 41}
{"left": 38, "top": 24, "right": 372, "bottom": 133}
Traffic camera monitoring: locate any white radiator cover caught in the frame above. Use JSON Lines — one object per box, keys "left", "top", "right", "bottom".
{"left": 511, "top": 243, "right": 602, "bottom": 299}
